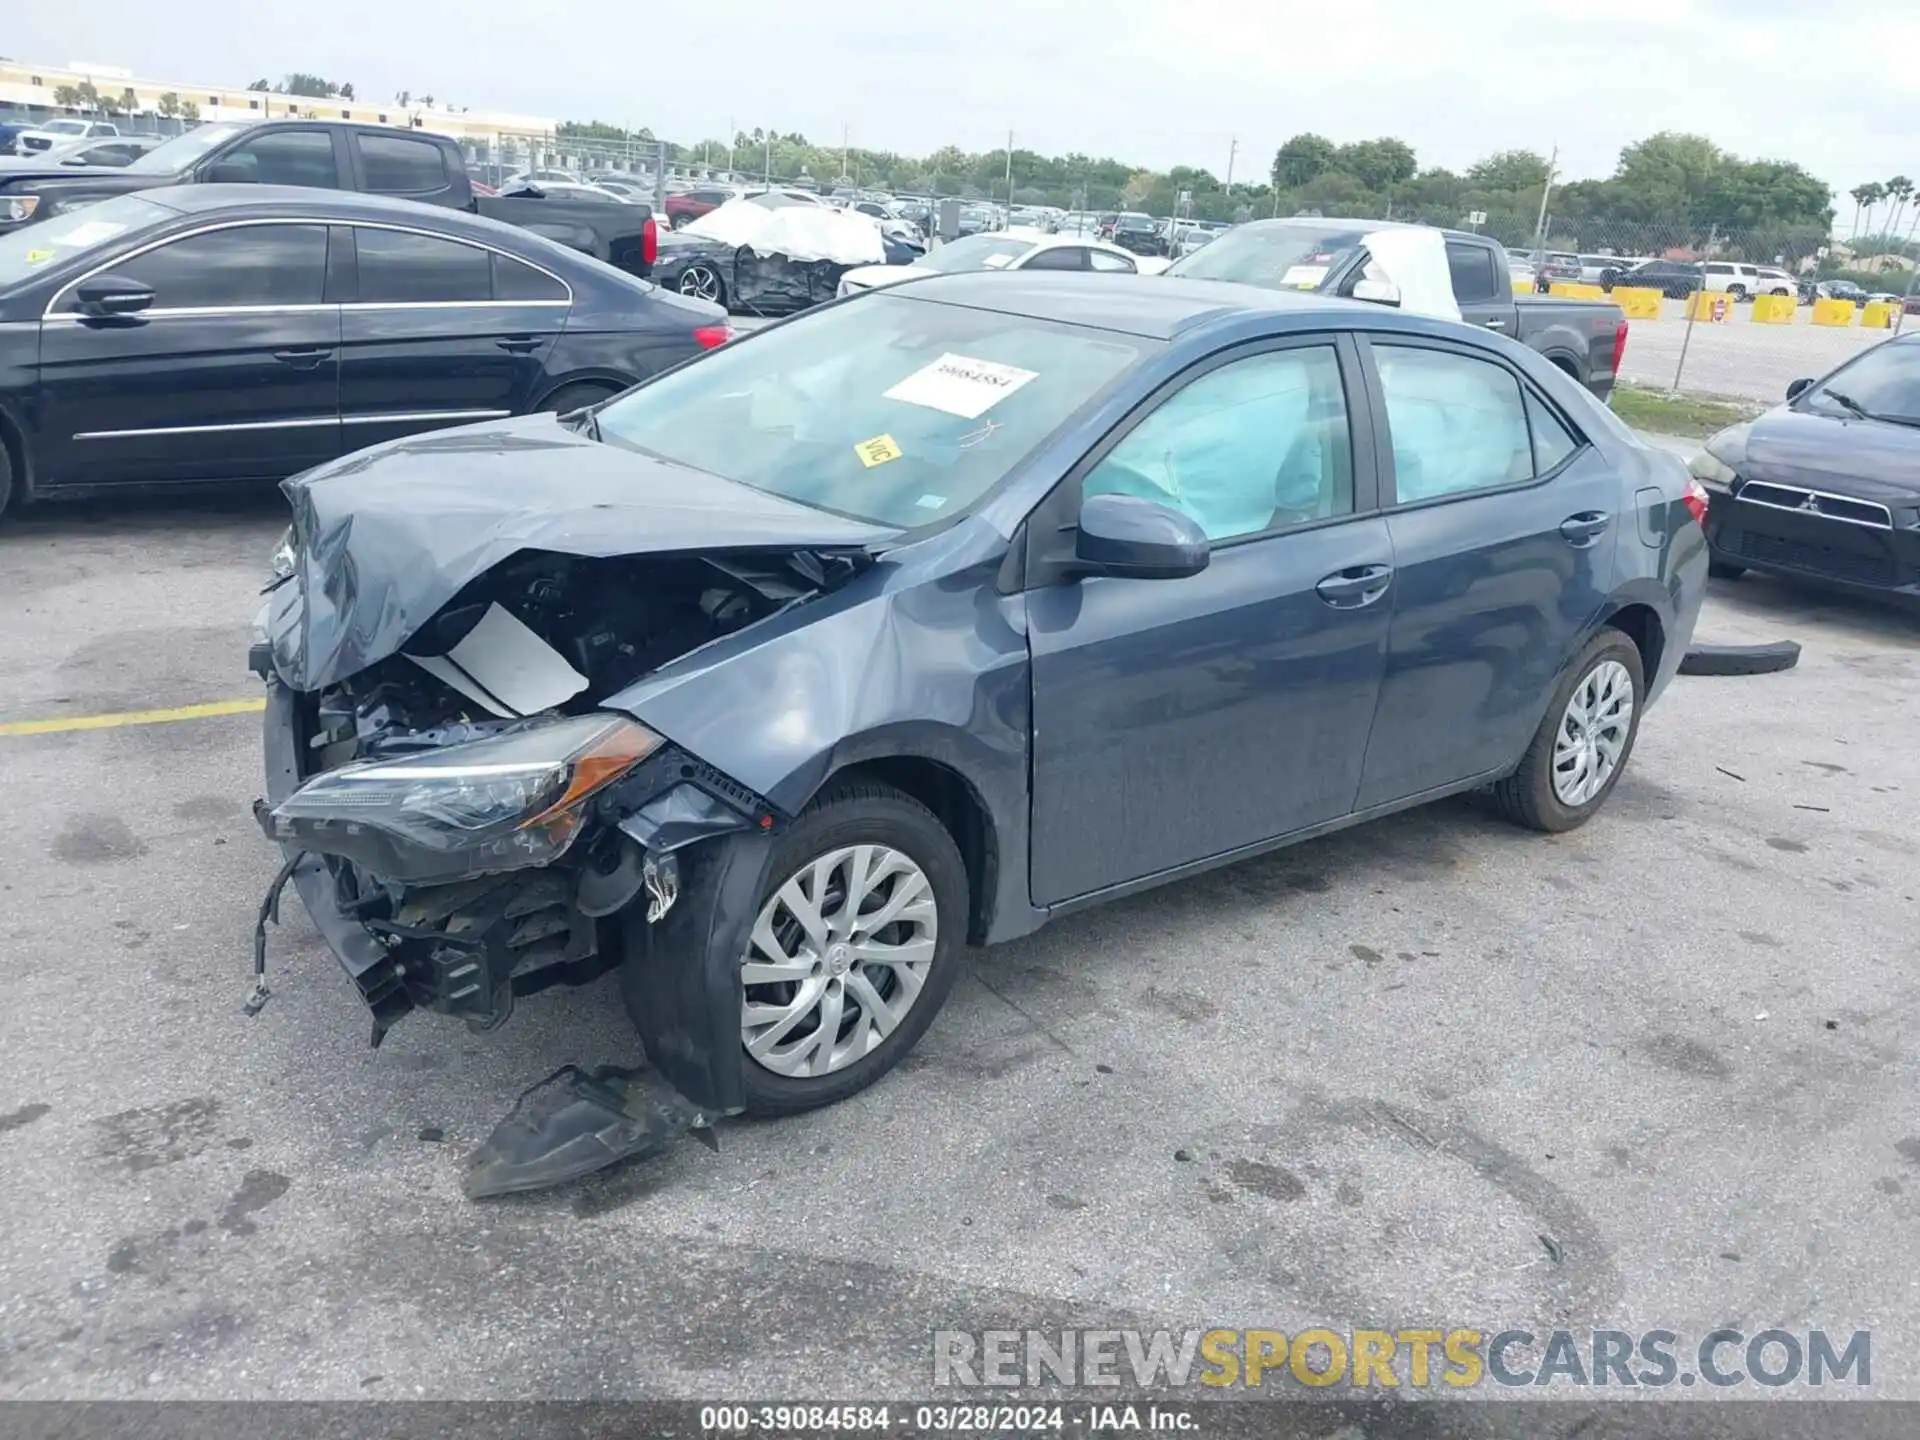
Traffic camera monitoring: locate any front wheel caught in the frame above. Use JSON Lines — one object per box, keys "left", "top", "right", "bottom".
{"left": 1492, "top": 629, "right": 1645, "bottom": 833}
{"left": 677, "top": 263, "right": 726, "bottom": 307}
{"left": 734, "top": 782, "right": 968, "bottom": 1117}
{"left": 536, "top": 381, "right": 618, "bottom": 416}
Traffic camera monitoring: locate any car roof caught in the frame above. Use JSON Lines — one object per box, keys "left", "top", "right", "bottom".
{"left": 891, "top": 270, "right": 1448, "bottom": 342}
{"left": 142, "top": 184, "right": 576, "bottom": 250}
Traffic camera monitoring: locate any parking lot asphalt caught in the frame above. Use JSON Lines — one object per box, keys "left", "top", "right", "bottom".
{"left": 1618, "top": 300, "right": 1900, "bottom": 404}
{"left": 2, "top": 490, "right": 1917, "bottom": 1404}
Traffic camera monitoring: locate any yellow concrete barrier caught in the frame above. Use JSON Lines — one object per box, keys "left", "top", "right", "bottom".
{"left": 1512, "top": 278, "right": 1534, "bottom": 296}
{"left": 1612, "top": 286, "right": 1663, "bottom": 319}
{"left": 1811, "top": 298, "right": 1857, "bottom": 327}
{"left": 1549, "top": 282, "right": 1606, "bottom": 301}
{"left": 1684, "top": 290, "right": 1736, "bottom": 322}
{"left": 1862, "top": 301, "right": 1898, "bottom": 329}
{"left": 1750, "top": 294, "right": 1795, "bottom": 324}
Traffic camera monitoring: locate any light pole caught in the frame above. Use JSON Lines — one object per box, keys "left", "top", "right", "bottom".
{"left": 1225, "top": 136, "right": 1237, "bottom": 190}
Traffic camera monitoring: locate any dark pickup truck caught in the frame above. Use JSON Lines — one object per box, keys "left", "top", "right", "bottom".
{"left": 0, "top": 119, "right": 659, "bottom": 276}
{"left": 1164, "top": 219, "right": 1628, "bottom": 399}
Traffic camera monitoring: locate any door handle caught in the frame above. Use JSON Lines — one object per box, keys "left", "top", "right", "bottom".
{"left": 1483, "top": 318, "right": 1507, "bottom": 329}
{"left": 1315, "top": 564, "right": 1394, "bottom": 608}
{"left": 495, "top": 336, "right": 543, "bottom": 353}
{"left": 1559, "top": 511, "right": 1612, "bottom": 546}
{"left": 273, "top": 347, "right": 331, "bottom": 370}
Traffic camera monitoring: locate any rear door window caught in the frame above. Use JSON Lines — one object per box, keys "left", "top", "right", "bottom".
{"left": 353, "top": 228, "right": 492, "bottom": 303}
{"left": 1444, "top": 241, "right": 1501, "bottom": 303}
{"left": 357, "top": 133, "right": 450, "bottom": 195}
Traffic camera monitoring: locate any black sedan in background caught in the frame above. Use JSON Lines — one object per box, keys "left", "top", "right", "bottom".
{"left": 0, "top": 186, "right": 728, "bottom": 516}
{"left": 1607, "top": 259, "right": 1704, "bottom": 297}
{"left": 1691, "top": 335, "right": 1920, "bottom": 605}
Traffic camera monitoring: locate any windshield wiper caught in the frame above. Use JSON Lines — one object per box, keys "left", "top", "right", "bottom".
{"left": 1818, "top": 390, "right": 1871, "bottom": 419}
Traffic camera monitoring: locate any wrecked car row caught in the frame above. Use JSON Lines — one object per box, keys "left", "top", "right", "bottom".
{"left": 252, "top": 270, "right": 1707, "bottom": 1189}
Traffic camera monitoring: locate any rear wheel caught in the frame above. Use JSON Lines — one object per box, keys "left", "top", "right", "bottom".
{"left": 536, "top": 381, "right": 618, "bottom": 416}
{"left": 1493, "top": 629, "right": 1645, "bottom": 834}
{"left": 735, "top": 782, "right": 967, "bottom": 1117}
{"left": 0, "top": 438, "right": 13, "bottom": 520}
{"left": 1727, "top": 284, "right": 1748, "bottom": 301}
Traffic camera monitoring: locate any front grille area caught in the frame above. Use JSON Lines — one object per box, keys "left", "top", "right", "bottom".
{"left": 1722, "top": 530, "right": 1901, "bottom": 588}
{"left": 1736, "top": 481, "right": 1893, "bottom": 529}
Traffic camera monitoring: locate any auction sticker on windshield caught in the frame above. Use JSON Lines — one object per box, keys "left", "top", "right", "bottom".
{"left": 53, "top": 220, "right": 128, "bottom": 248}
{"left": 885, "top": 353, "right": 1039, "bottom": 420}
{"left": 854, "top": 433, "right": 903, "bottom": 467}
{"left": 1280, "top": 265, "right": 1330, "bottom": 289}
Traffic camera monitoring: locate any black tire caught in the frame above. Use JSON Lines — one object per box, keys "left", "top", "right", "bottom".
{"left": 1707, "top": 558, "right": 1747, "bottom": 581}
{"left": 676, "top": 263, "right": 726, "bottom": 308}
{"left": 734, "top": 781, "right": 968, "bottom": 1118}
{"left": 1492, "top": 628, "right": 1646, "bottom": 834}
{"left": 1728, "top": 284, "right": 1748, "bottom": 301}
{"left": 536, "top": 381, "right": 619, "bottom": 416}
{"left": 1678, "top": 641, "right": 1801, "bottom": 677}
{"left": 0, "top": 438, "right": 13, "bottom": 520}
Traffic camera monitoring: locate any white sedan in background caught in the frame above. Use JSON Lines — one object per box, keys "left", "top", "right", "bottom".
{"left": 836, "top": 229, "right": 1146, "bottom": 297}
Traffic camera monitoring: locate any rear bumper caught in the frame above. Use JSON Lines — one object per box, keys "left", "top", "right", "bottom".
{"left": 1707, "top": 495, "right": 1920, "bottom": 609}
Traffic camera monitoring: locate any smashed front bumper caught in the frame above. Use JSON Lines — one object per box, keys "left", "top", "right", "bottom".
{"left": 259, "top": 679, "right": 771, "bottom": 1113}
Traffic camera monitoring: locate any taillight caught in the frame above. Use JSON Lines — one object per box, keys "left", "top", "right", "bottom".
{"left": 692, "top": 324, "right": 732, "bottom": 349}
{"left": 1682, "top": 477, "right": 1709, "bottom": 526}
{"left": 1611, "top": 319, "right": 1629, "bottom": 376}
{"left": 641, "top": 215, "right": 658, "bottom": 268}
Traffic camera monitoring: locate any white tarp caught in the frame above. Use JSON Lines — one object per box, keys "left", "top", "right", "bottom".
{"left": 682, "top": 198, "right": 887, "bottom": 264}
{"left": 1359, "top": 227, "right": 1462, "bottom": 323}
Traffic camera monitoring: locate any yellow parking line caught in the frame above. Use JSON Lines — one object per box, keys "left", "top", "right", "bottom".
{"left": 0, "top": 697, "right": 266, "bottom": 737}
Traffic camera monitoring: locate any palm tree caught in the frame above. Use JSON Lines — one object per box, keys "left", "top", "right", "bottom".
{"left": 1858, "top": 182, "right": 1886, "bottom": 245}
{"left": 1883, "top": 177, "right": 1913, "bottom": 256}
{"left": 1849, "top": 184, "right": 1874, "bottom": 239}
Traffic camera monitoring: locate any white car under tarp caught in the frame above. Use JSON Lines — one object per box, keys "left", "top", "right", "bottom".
{"left": 682, "top": 198, "right": 887, "bottom": 265}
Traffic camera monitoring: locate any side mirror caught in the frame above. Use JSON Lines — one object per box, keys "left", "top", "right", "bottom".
{"left": 1351, "top": 277, "right": 1401, "bottom": 307}
{"left": 73, "top": 274, "right": 154, "bottom": 318}
{"left": 202, "top": 156, "right": 259, "bottom": 184}
{"left": 1075, "top": 493, "right": 1209, "bottom": 581}
{"left": 1786, "top": 377, "right": 1813, "bottom": 402}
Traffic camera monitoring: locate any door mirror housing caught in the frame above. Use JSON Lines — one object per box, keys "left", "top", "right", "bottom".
{"left": 73, "top": 274, "right": 155, "bottom": 318}
{"left": 202, "top": 155, "right": 257, "bottom": 184}
{"left": 1786, "top": 376, "right": 1813, "bottom": 402}
{"left": 1075, "top": 494, "right": 1209, "bottom": 581}
{"left": 1351, "top": 277, "right": 1401, "bottom": 307}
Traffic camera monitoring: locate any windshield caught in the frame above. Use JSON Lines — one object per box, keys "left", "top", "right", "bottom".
{"left": 44, "top": 119, "right": 91, "bottom": 136}
{"left": 0, "top": 193, "right": 171, "bottom": 292}
{"left": 594, "top": 292, "right": 1149, "bottom": 528}
{"left": 1802, "top": 341, "right": 1920, "bottom": 426}
{"left": 126, "top": 123, "right": 253, "bottom": 175}
{"left": 1164, "top": 221, "right": 1366, "bottom": 290}
{"left": 1115, "top": 215, "right": 1153, "bottom": 231}
{"left": 913, "top": 234, "right": 1035, "bottom": 273}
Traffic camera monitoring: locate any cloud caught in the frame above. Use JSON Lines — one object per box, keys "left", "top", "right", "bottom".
{"left": 12, "top": 0, "right": 1916, "bottom": 196}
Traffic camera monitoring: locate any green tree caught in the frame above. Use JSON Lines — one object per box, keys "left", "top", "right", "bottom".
{"left": 157, "top": 91, "right": 182, "bottom": 118}
{"left": 52, "top": 83, "right": 81, "bottom": 108}
{"left": 1849, "top": 183, "right": 1875, "bottom": 239}
{"left": 1608, "top": 131, "right": 1725, "bottom": 224}
{"left": 1335, "top": 137, "right": 1416, "bottom": 191}
{"left": 1271, "top": 132, "right": 1337, "bottom": 189}
{"left": 116, "top": 87, "right": 139, "bottom": 115}
{"left": 247, "top": 78, "right": 271, "bottom": 92}
{"left": 1466, "top": 149, "right": 1550, "bottom": 192}
{"left": 340, "top": 82, "right": 355, "bottom": 101}
{"left": 282, "top": 73, "right": 339, "bottom": 98}
{"left": 181, "top": 100, "right": 201, "bottom": 122}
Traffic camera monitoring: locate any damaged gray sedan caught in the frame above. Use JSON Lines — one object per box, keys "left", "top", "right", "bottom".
{"left": 254, "top": 271, "right": 1705, "bottom": 1125}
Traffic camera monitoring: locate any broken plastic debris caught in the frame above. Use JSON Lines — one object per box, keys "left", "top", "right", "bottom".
{"left": 464, "top": 1064, "right": 717, "bottom": 1200}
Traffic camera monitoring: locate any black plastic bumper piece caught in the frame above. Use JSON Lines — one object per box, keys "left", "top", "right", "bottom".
{"left": 1679, "top": 640, "right": 1803, "bottom": 676}
{"left": 464, "top": 1064, "right": 717, "bottom": 1199}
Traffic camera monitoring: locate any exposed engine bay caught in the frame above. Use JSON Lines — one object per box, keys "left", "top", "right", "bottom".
{"left": 259, "top": 547, "right": 856, "bottom": 1041}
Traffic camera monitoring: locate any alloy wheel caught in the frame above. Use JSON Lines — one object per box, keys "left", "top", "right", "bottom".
{"left": 740, "top": 844, "right": 938, "bottom": 1078}
{"left": 679, "top": 265, "right": 721, "bottom": 302}
{"left": 1552, "top": 659, "right": 1635, "bottom": 807}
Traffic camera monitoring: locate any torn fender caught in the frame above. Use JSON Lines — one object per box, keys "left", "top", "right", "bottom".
{"left": 269, "top": 413, "right": 892, "bottom": 692}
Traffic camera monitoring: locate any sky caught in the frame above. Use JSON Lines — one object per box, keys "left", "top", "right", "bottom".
{"left": 12, "top": 0, "right": 1919, "bottom": 199}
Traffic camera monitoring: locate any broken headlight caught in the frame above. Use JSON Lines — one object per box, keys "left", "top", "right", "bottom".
{"left": 264, "top": 714, "right": 662, "bottom": 884}
{"left": 269, "top": 525, "right": 297, "bottom": 581}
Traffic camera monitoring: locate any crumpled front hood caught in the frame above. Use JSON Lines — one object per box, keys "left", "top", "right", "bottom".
{"left": 269, "top": 413, "right": 894, "bottom": 692}
{"left": 1741, "top": 406, "right": 1920, "bottom": 501}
